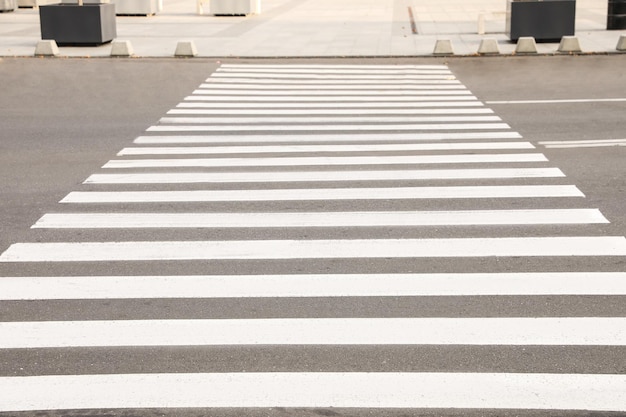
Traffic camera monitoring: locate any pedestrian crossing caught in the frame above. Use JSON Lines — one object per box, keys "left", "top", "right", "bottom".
{"left": 1, "top": 63, "right": 625, "bottom": 414}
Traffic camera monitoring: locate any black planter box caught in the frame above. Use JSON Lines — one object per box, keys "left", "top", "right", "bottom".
{"left": 506, "top": 0, "right": 576, "bottom": 42}
{"left": 39, "top": 3, "right": 116, "bottom": 46}
{"left": 608, "top": 0, "right": 626, "bottom": 29}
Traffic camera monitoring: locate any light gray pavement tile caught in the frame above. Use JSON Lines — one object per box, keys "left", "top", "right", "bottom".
{"left": 0, "top": 0, "right": 624, "bottom": 57}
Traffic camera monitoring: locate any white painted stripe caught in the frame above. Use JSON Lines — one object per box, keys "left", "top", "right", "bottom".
{"left": 118, "top": 142, "right": 534, "bottom": 156}
{"left": 203, "top": 78, "right": 462, "bottom": 85}
{"left": 487, "top": 98, "right": 626, "bottom": 105}
{"left": 158, "top": 116, "right": 502, "bottom": 124}
{"left": 169, "top": 108, "right": 493, "bottom": 115}
{"left": 3, "top": 272, "right": 626, "bottom": 300}
{"left": 33, "top": 209, "right": 606, "bottom": 229}
{"left": 2, "top": 373, "right": 626, "bottom": 412}
{"left": 85, "top": 168, "right": 564, "bottom": 184}
{"left": 147, "top": 123, "right": 512, "bottom": 132}
{"left": 193, "top": 89, "right": 470, "bottom": 96}
{"left": 210, "top": 73, "right": 454, "bottom": 80}
{"left": 198, "top": 83, "right": 466, "bottom": 90}
{"left": 1, "top": 237, "right": 623, "bottom": 262}
{"left": 184, "top": 95, "right": 477, "bottom": 102}
{"left": 215, "top": 68, "right": 452, "bottom": 75}
{"left": 134, "top": 132, "right": 523, "bottom": 144}
{"left": 177, "top": 101, "right": 483, "bottom": 108}
{"left": 539, "top": 139, "right": 626, "bottom": 148}
{"left": 60, "top": 185, "right": 585, "bottom": 203}
{"left": 2, "top": 318, "right": 626, "bottom": 347}
{"left": 220, "top": 64, "right": 451, "bottom": 69}
{"left": 102, "top": 154, "right": 546, "bottom": 169}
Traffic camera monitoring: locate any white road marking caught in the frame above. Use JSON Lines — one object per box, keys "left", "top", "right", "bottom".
{"left": 203, "top": 78, "right": 462, "bottom": 85}
{"left": 84, "top": 168, "right": 564, "bottom": 184}
{"left": 33, "top": 209, "right": 607, "bottom": 229}
{"left": 118, "top": 142, "right": 532, "bottom": 156}
{"left": 215, "top": 67, "right": 452, "bottom": 74}
{"left": 3, "top": 272, "right": 626, "bottom": 300}
{"left": 177, "top": 101, "right": 483, "bottom": 108}
{"left": 539, "top": 139, "right": 626, "bottom": 148}
{"left": 487, "top": 98, "right": 626, "bottom": 105}
{"left": 184, "top": 95, "right": 477, "bottom": 102}
{"left": 192, "top": 89, "right": 471, "bottom": 96}
{"left": 219, "top": 64, "right": 451, "bottom": 69}
{"left": 147, "top": 123, "right": 511, "bottom": 132}
{"left": 102, "top": 154, "right": 546, "bottom": 168}
{"left": 1, "top": 237, "right": 624, "bottom": 262}
{"left": 2, "top": 318, "right": 626, "bottom": 347}
{"left": 198, "top": 83, "right": 466, "bottom": 90}
{"left": 169, "top": 108, "right": 493, "bottom": 115}
{"left": 3, "top": 372, "right": 624, "bottom": 411}
{"left": 60, "top": 185, "right": 585, "bottom": 203}
{"left": 134, "top": 132, "right": 522, "bottom": 144}
{"left": 210, "top": 73, "right": 455, "bottom": 80}
{"left": 158, "top": 116, "right": 501, "bottom": 124}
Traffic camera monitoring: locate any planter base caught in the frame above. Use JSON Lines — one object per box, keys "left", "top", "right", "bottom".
{"left": 111, "top": 0, "right": 159, "bottom": 16}
{"left": 506, "top": 0, "right": 576, "bottom": 42}
{"left": 39, "top": 3, "right": 117, "bottom": 46}
{"left": 0, "top": 0, "right": 16, "bottom": 12}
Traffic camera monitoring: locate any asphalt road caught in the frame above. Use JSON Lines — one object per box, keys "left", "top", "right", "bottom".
{"left": 0, "top": 55, "right": 625, "bottom": 416}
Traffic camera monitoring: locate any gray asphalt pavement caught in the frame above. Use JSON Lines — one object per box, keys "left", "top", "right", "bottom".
{"left": 0, "top": 55, "right": 625, "bottom": 416}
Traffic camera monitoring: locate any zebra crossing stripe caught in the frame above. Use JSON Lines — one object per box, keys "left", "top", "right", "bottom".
{"left": 2, "top": 318, "right": 626, "bottom": 347}
{"left": 118, "top": 142, "right": 532, "bottom": 156}
{"left": 60, "top": 185, "right": 585, "bottom": 203}
{"left": 84, "top": 168, "right": 564, "bottom": 184}
{"left": 147, "top": 123, "right": 511, "bottom": 132}
{"left": 3, "top": 372, "right": 624, "bottom": 412}
{"left": 3, "top": 272, "right": 626, "bottom": 300}
{"left": 32, "top": 209, "right": 608, "bottom": 229}
{"left": 102, "top": 154, "right": 546, "bottom": 169}
{"left": 216, "top": 67, "right": 452, "bottom": 74}
{"left": 168, "top": 108, "right": 492, "bottom": 115}
{"left": 198, "top": 83, "right": 466, "bottom": 90}
{"left": 219, "top": 64, "right": 451, "bottom": 69}
{"left": 203, "top": 78, "right": 462, "bottom": 85}
{"left": 192, "top": 89, "right": 471, "bottom": 96}
{"left": 158, "top": 116, "right": 501, "bottom": 124}
{"left": 177, "top": 101, "right": 484, "bottom": 108}
{"left": 210, "top": 74, "right": 455, "bottom": 80}
{"left": 184, "top": 95, "right": 476, "bottom": 102}
{"left": 2, "top": 237, "right": 625, "bottom": 262}
{"left": 134, "top": 132, "right": 523, "bottom": 144}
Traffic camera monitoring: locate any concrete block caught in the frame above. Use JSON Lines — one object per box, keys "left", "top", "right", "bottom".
{"left": 515, "top": 37, "right": 537, "bottom": 54}
{"left": 558, "top": 36, "right": 582, "bottom": 53}
{"left": 477, "top": 38, "right": 500, "bottom": 55}
{"left": 111, "top": 40, "right": 134, "bottom": 56}
{"left": 175, "top": 40, "right": 197, "bottom": 57}
{"left": 617, "top": 34, "right": 626, "bottom": 51}
{"left": 34, "top": 40, "right": 59, "bottom": 56}
{"left": 433, "top": 39, "right": 454, "bottom": 56}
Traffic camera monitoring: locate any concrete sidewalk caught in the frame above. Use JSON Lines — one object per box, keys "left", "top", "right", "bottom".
{"left": 0, "top": 0, "right": 624, "bottom": 57}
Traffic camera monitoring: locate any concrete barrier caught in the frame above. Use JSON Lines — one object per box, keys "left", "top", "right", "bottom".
{"left": 34, "top": 40, "right": 59, "bottom": 56}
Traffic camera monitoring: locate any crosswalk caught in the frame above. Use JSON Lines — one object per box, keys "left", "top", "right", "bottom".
{"left": 1, "top": 63, "right": 625, "bottom": 414}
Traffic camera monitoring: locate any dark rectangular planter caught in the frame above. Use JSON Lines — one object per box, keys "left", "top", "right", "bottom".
{"left": 506, "top": 0, "right": 576, "bottom": 42}
{"left": 608, "top": 0, "right": 626, "bottom": 29}
{"left": 39, "top": 3, "right": 116, "bottom": 46}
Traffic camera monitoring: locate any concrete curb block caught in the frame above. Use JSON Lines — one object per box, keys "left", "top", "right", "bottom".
{"left": 433, "top": 39, "right": 454, "bottom": 56}
{"left": 110, "top": 40, "right": 134, "bottom": 57}
{"left": 558, "top": 36, "right": 582, "bottom": 53}
{"left": 617, "top": 34, "right": 626, "bottom": 51}
{"left": 515, "top": 37, "right": 537, "bottom": 54}
{"left": 175, "top": 40, "right": 198, "bottom": 57}
{"left": 34, "top": 40, "right": 59, "bottom": 57}
{"left": 477, "top": 38, "right": 499, "bottom": 55}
